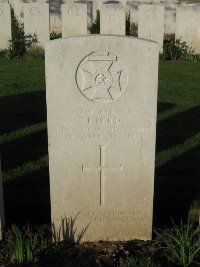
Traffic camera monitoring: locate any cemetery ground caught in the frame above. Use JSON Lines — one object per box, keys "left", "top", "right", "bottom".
{"left": 0, "top": 58, "right": 200, "bottom": 266}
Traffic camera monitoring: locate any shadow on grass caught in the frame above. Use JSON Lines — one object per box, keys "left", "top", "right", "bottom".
{"left": 156, "top": 105, "right": 200, "bottom": 153}
{"left": 3, "top": 166, "right": 51, "bottom": 226}
{"left": 1, "top": 96, "right": 199, "bottom": 229}
{"left": 1, "top": 126, "right": 50, "bottom": 226}
{"left": 0, "top": 91, "right": 47, "bottom": 135}
{"left": 1, "top": 129, "right": 48, "bottom": 171}
{"left": 154, "top": 145, "right": 200, "bottom": 227}
{"left": 154, "top": 106, "right": 200, "bottom": 227}
{"left": 157, "top": 102, "right": 175, "bottom": 113}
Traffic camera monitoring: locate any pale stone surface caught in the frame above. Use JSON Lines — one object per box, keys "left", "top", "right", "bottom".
{"left": 0, "top": 154, "right": 5, "bottom": 240}
{"left": 127, "top": 0, "right": 178, "bottom": 35}
{"left": 76, "top": 0, "right": 93, "bottom": 29}
{"left": 138, "top": 4, "right": 164, "bottom": 52}
{"left": 0, "top": 3, "right": 11, "bottom": 50}
{"left": 176, "top": 4, "right": 200, "bottom": 54}
{"left": 7, "top": 0, "right": 178, "bottom": 34}
{"left": 100, "top": 3, "right": 126, "bottom": 35}
{"left": 50, "top": 0, "right": 92, "bottom": 33}
{"left": 24, "top": 2, "right": 50, "bottom": 46}
{"left": 93, "top": 0, "right": 127, "bottom": 22}
{"left": 61, "top": 2, "right": 87, "bottom": 37}
{"left": 45, "top": 35, "right": 159, "bottom": 241}
{"left": 37, "top": 0, "right": 47, "bottom": 3}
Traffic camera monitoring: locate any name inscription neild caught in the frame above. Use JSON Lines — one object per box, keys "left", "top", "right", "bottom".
{"left": 53, "top": 108, "right": 152, "bottom": 140}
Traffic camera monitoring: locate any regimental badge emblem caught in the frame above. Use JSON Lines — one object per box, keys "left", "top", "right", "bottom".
{"left": 76, "top": 52, "right": 128, "bottom": 102}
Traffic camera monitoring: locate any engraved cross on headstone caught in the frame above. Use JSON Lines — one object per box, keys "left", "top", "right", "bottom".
{"left": 82, "top": 145, "right": 122, "bottom": 206}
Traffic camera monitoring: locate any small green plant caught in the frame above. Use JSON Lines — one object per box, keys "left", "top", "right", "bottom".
{"left": 88, "top": 10, "right": 100, "bottom": 34}
{"left": 50, "top": 31, "right": 62, "bottom": 40}
{"left": 26, "top": 45, "right": 45, "bottom": 59}
{"left": 154, "top": 221, "right": 200, "bottom": 267}
{"left": 0, "top": 48, "right": 12, "bottom": 59}
{"left": 161, "top": 34, "right": 200, "bottom": 62}
{"left": 10, "top": 224, "right": 38, "bottom": 264}
{"left": 10, "top": 225, "right": 24, "bottom": 263}
{"left": 0, "top": 8, "right": 38, "bottom": 59}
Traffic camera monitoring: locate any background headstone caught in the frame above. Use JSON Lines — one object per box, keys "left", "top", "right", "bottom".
{"left": 23, "top": 2, "right": 50, "bottom": 46}
{"left": 0, "top": 154, "right": 5, "bottom": 240}
{"left": 61, "top": 2, "right": 87, "bottom": 37}
{"left": 100, "top": 3, "right": 126, "bottom": 35}
{"left": 127, "top": 0, "right": 178, "bottom": 36}
{"left": 45, "top": 35, "right": 159, "bottom": 241}
{"left": 0, "top": 2, "right": 12, "bottom": 50}
{"left": 138, "top": 4, "right": 164, "bottom": 52}
{"left": 93, "top": 0, "right": 127, "bottom": 22}
{"left": 76, "top": 0, "right": 93, "bottom": 30}
{"left": 50, "top": 0, "right": 92, "bottom": 34}
{"left": 176, "top": 4, "right": 200, "bottom": 54}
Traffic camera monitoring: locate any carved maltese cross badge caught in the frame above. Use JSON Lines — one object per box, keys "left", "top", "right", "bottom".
{"left": 76, "top": 52, "right": 128, "bottom": 103}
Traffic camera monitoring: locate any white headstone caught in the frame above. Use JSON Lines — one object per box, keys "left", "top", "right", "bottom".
{"left": 100, "top": 3, "right": 126, "bottom": 35}
{"left": 0, "top": 154, "right": 5, "bottom": 240}
{"left": 176, "top": 5, "right": 200, "bottom": 54}
{"left": 93, "top": 0, "right": 127, "bottom": 22}
{"left": 61, "top": 2, "right": 87, "bottom": 37}
{"left": 76, "top": 0, "right": 93, "bottom": 30}
{"left": 49, "top": 0, "right": 92, "bottom": 34}
{"left": 0, "top": 3, "right": 11, "bottom": 50}
{"left": 138, "top": 4, "right": 164, "bottom": 52}
{"left": 45, "top": 35, "right": 159, "bottom": 241}
{"left": 23, "top": 2, "right": 50, "bottom": 46}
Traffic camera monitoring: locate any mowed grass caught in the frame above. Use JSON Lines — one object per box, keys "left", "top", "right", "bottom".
{"left": 0, "top": 59, "right": 200, "bottom": 227}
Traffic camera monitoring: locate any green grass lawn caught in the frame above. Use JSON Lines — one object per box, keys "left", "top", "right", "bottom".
{"left": 0, "top": 59, "right": 199, "bottom": 228}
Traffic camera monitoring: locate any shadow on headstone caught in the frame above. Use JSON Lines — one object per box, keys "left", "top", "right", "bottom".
{"left": 52, "top": 213, "right": 90, "bottom": 243}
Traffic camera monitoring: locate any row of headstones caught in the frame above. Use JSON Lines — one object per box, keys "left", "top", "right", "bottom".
{"left": 5, "top": 0, "right": 178, "bottom": 33}
{"left": 1, "top": 21, "right": 200, "bottom": 242}
{"left": 1, "top": 1, "right": 200, "bottom": 53}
